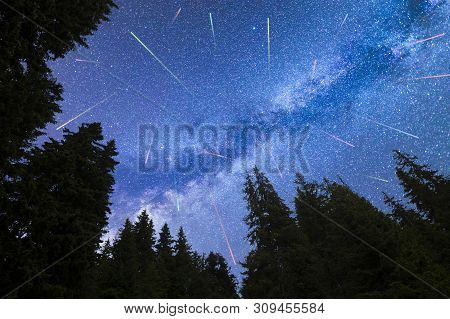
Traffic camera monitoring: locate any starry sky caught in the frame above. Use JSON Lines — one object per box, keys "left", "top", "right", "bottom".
{"left": 46, "top": 0, "right": 449, "bottom": 274}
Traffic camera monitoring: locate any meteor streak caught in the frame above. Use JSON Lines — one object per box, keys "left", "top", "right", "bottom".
{"left": 409, "top": 33, "right": 445, "bottom": 45}
{"left": 211, "top": 198, "right": 237, "bottom": 266}
{"left": 340, "top": 13, "right": 348, "bottom": 27}
{"left": 366, "top": 175, "right": 389, "bottom": 183}
{"left": 75, "top": 58, "right": 98, "bottom": 63}
{"left": 172, "top": 7, "right": 181, "bottom": 23}
{"left": 277, "top": 166, "right": 283, "bottom": 178}
{"left": 209, "top": 13, "right": 216, "bottom": 46}
{"left": 56, "top": 92, "right": 116, "bottom": 130}
{"left": 202, "top": 149, "right": 229, "bottom": 159}
{"left": 314, "top": 126, "right": 355, "bottom": 148}
{"left": 145, "top": 146, "right": 151, "bottom": 165}
{"left": 355, "top": 114, "right": 419, "bottom": 139}
{"left": 414, "top": 73, "right": 450, "bottom": 80}
{"left": 130, "top": 31, "right": 192, "bottom": 95}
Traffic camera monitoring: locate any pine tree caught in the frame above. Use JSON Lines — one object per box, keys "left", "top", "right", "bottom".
{"left": 0, "top": 0, "right": 117, "bottom": 170}
{"left": 96, "top": 239, "right": 116, "bottom": 297}
{"left": 1, "top": 123, "right": 117, "bottom": 298}
{"left": 155, "top": 223, "right": 174, "bottom": 298}
{"left": 241, "top": 167, "right": 300, "bottom": 298}
{"left": 383, "top": 151, "right": 450, "bottom": 297}
{"left": 204, "top": 252, "right": 238, "bottom": 298}
{"left": 294, "top": 174, "right": 327, "bottom": 241}
{"left": 393, "top": 150, "right": 450, "bottom": 229}
{"left": 156, "top": 223, "right": 174, "bottom": 263}
{"left": 132, "top": 211, "right": 160, "bottom": 298}
{"left": 294, "top": 172, "right": 450, "bottom": 298}
{"left": 134, "top": 211, "right": 156, "bottom": 260}
{"left": 0, "top": 0, "right": 117, "bottom": 298}
{"left": 109, "top": 219, "right": 139, "bottom": 298}
{"left": 295, "top": 176, "right": 401, "bottom": 297}
{"left": 172, "top": 227, "right": 197, "bottom": 298}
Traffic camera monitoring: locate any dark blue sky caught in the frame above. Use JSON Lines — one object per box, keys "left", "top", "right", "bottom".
{"left": 47, "top": 0, "right": 449, "bottom": 273}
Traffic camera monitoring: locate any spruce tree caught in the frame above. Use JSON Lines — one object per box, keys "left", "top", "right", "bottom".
{"left": 110, "top": 219, "right": 139, "bottom": 298}
{"left": 294, "top": 173, "right": 450, "bottom": 298}
{"left": 133, "top": 211, "right": 156, "bottom": 260}
{"left": 204, "top": 252, "right": 238, "bottom": 298}
{"left": 172, "top": 227, "right": 197, "bottom": 298}
{"left": 0, "top": 0, "right": 117, "bottom": 170}
{"left": 241, "top": 167, "right": 300, "bottom": 298}
{"left": 393, "top": 150, "right": 450, "bottom": 229}
{"left": 384, "top": 151, "right": 450, "bottom": 297}
{"left": 96, "top": 239, "right": 115, "bottom": 297}
{"left": 132, "top": 211, "right": 160, "bottom": 298}
{"left": 0, "top": 0, "right": 117, "bottom": 298}
{"left": 155, "top": 223, "right": 174, "bottom": 298}
{"left": 1, "top": 123, "right": 117, "bottom": 298}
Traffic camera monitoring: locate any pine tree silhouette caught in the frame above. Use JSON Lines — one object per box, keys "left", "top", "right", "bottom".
{"left": 133, "top": 211, "right": 160, "bottom": 298}
{"left": 241, "top": 167, "right": 300, "bottom": 298}
{"left": 0, "top": 0, "right": 117, "bottom": 298}
{"left": 204, "top": 252, "right": 238, "bottom": 298}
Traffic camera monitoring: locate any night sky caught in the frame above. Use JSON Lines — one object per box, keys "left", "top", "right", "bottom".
{"left": 46, "top": 0, "right": 449, "bottom": 274}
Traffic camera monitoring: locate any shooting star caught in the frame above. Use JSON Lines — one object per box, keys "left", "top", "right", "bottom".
{"left": 75, "top": 58, "right": 98, "bottom": 64}
{"left": 355, "top": 114, "right": 419, "bottom": 139}
{"left": 130, "top": 31, "right": 192, "bottom": 95}
{"left": 202, "top": 149, "right": 229, "bottom": 159}
{"left": 267, "top": 17, "right": 271, "bottom": 73}
{"left": 144, "top": 146, "right": 152, "bottom": 165}
{"left": 56, "top": 92, "right": 117, "bottom": 130}
{"left": 409, "top": 33, "right": 445, "bottom": 46}
{"left": 209, "top": 13, "right": 216, "bottom": 46}
{"left": 314, "top": 126, "right": 355, "bottom": 148}
{"left": 211, "top": 197, "right": 237, "bottom": 266}
{"left": 172, "top": 7, "right": 181, "bottom": 24}
{"left": 340, "top": 13, "right": 348, "bottom": 27}
{"left": 414, "top": 73, "right": 450, "bottom": 80}
{"left": 366, "top": 175, "right": 390, "bottom": 183}
{"left": 277, "top": 166, "right": 284, "bottom": 178}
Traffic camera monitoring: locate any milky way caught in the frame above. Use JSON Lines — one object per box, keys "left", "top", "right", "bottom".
{"left": 47, "top": 0, "right": 449, "bottom": 275}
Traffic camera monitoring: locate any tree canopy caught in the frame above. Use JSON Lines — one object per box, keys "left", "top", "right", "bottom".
{"left": 241, "top": 152, "right": 450, "bottom": 298}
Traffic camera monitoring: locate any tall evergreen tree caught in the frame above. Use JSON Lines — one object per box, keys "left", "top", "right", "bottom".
{"left": 132, "top": 211, "right": 160, "bottom": 298}
{"left": 0, "top": 0, "right": 116, "bottom": 170}
{"left": 156, "top": 223, "right": 175, "bottom": 263}
{"left": 109, "top": 219, "right": 139, "bottom": 298}
{"left": 393, "top": 150, "right": 450, "bottom": 229}
{"left": 155, "top": 223, "right": 174, "bottom": 298}
{"left": 204, "top": 252, "right": 238, "bottom": 298}
{"left": 133, "top": 211, "right": 156, "bottom": 261}
{"left": 0, "top": 0, "right": 117, "bottom": 298}
{"left": 295, "top": 177, "right": 400, "bottom": 298}
{"left": 1, "top": 123, "right": 117, "bottom": 298}
{"left": 96, "top": 239, "right": 115, "bottom": 297}
{"left": 383, "top": 151, "right": 450, "bottom": 297}
{"left": 172, "top": 227, "right": 197, "bottom": 298}
{"left": 241, "top": 167, "right": 300, "bottom": 298}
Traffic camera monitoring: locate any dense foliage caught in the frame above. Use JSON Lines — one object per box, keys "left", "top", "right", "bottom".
{"left": 0, "top": 0, "right": 117, "bottom": 298}
{"left": 96, "top": 212, "right": 238, "bottom": 299}
{"left": 241, "top": 154, "right": 450, "bottom": 298}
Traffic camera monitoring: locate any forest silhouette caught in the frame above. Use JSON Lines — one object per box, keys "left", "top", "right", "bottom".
{"left": 0, "top": 0, "right": 448, "bottom": 299}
